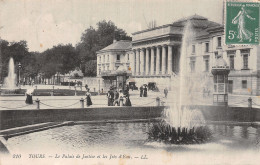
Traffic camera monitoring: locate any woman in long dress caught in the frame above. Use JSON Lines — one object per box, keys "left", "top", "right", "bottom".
{"left": 232, "top": 5, "right": 256, "bottom": 42}
{"left": 86, "top": 89, "right": 92, "bottom": 107}
{"left": 25, "top": 89, "right": 33, "bottom": 104}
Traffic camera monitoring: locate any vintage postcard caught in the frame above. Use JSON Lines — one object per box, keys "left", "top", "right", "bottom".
{"left": 0, "top": 0, "right": 260, "bottom": 165}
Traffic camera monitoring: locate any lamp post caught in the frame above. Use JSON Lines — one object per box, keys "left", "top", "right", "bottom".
{"left": 18, "top": 62, "right": 22, "bottom": 86}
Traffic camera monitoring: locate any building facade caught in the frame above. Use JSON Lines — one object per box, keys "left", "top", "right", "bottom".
{"left": 96, "top": 15, "right": 260, "bottom": 95}
{"left": 96, "top": 40, "right": 132, "bottom": 92}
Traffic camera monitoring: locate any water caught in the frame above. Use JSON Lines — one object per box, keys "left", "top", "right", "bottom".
{"left": 5, "top": 122, "right": 260, "bottom": 164}
{"left": 3, "top": 58, "right": 17, "bottom": 89}
{"left": 165, "top": 21, "right": 207, "bottom": 129}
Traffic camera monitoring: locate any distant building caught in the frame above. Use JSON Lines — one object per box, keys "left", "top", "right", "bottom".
{"left": 96, "top": 15, "right": 260, "bottom": 95}
{"left": 96, "top": 40, "right": 132, "bottom": 91}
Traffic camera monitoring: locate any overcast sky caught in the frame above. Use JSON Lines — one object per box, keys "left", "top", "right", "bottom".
{"left": 0, "top": 0, "right": 223, "bottom": 52}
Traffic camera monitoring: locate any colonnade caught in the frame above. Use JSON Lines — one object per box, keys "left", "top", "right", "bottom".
{"left": 132, "top": 45, "right": 176, "bottom": 76}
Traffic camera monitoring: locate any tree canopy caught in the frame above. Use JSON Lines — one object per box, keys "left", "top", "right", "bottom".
{"left": 0, "top": 20, "right": 131, "bottom": 81}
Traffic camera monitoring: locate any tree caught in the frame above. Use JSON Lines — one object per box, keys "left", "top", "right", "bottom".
{"left": 84, "top": 60, "right": 97, "bottom": 77}
{"left": 77, "top": 20, "right": 132, "bottom": 76}
{"left": 0, "top": 40, "right": 32, "bottom": 82}
{"left": 39, "top": 44, "right": 79, "bottom": 78}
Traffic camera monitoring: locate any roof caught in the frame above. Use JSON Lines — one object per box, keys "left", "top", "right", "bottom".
{"left": 98, "top": 40, "right": 132, "bottom": 53}
{"left": 172, "top": 14, "right": 221, "bottom": 29}
{"left": 132, "top": 14, "right": 222, "bottom": 36}
{"left": 214, "top": 58, "right": 228, "bottom": 67}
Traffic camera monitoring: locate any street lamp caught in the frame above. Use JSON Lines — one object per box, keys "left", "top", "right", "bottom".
{"left": 18, "top": 62, "right": 22, "bottom": 86}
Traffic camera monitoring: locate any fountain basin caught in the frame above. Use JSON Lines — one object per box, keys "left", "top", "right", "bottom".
{"left": 0, "top": 105, "right": 260, "bottom": 130}
{"left": 0, "top": 88, "right": 26, "bottom": 95}
{"left": 2, "top": 121, "right": 259, "bottom": 165}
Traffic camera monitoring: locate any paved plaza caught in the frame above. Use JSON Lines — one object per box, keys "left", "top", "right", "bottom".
{"left": 0, "top": 85, "right": 260, "bottom": 110}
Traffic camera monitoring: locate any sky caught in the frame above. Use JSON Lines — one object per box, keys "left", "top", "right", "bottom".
{"left": 0, "top": 0, "right": 223, "bottom": 52}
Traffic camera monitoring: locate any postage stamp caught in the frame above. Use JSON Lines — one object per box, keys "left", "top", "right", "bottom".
{"left": 225, "top": 1, "right": 259, "bottom": 45}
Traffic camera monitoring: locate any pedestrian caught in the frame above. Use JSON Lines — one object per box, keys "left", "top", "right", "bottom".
{"left": 143, "top": 85, "right": 148, "bottom": 97}
{"left": 164, "top": 87, "right": 168, "bottom": 98}
{"left": 107, "top": 87, "right": 114, "bottom": 106}
{"left": 126, "top": 84, "right": 129, "bottom": 93}
{"left": 25, "top": 89, "right": 34, "bottom": 104}
{"left": 140, "top": 85, "right": 143, "bottom": 97}
{"left": 125, "top": 95, "right": 132, "bottom": 106}
{"left": 119, "top": 90, "right": 125, "bottom": 106}
{"left": 114, "top": 90, "right": 119, "bottom": 106}
{"left": 86, "top": 89, "right": 92, "bottom": 107}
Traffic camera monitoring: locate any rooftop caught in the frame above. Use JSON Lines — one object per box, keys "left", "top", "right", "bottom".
{"left": 132, "top": 14, "right": 222, "bottom": 35}
{"left": 97, "top": 40, "right": 132, "bottom": 53}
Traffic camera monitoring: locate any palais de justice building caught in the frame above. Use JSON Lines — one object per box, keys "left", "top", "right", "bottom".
{"left": 96, "top": 15, "right": 260, "bottom": 95}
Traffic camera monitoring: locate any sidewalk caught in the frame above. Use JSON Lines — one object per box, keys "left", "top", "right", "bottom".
{"left": 0, "top": 90, "right": 164, "bottom": 110}
{"left": 0, "top": 88, "right": 259, "bottom": 110}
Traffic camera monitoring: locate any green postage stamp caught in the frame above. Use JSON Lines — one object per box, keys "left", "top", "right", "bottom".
{"left": 225, "top": 1, "right": 259, "bottom": 45}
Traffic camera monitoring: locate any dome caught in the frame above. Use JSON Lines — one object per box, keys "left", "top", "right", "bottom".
{"left": 214, "top": 58, "right": 228, "bottom": 67}
{"left": 211, "top": 57, "right": 230, "bottom": 75}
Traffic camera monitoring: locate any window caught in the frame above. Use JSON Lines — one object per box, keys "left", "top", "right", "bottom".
{"left": 192, "top": 45, "right": 195, "bottom": 54}
{"left": 127, "top": 54, "right": 129, "bottom": 61}
{"left": 117, "top": 54, "right": 120, "bottom": 61}
{"left": 243, "top": 54, "right": 248, "bottom": 69}
{"left": 190, "top": 60, "right": 196, "bottom": 72}
{"left": 205, "top": 59, "right": 209, "bottom": 72}
{"left": 103, "top": 55, "right": 105, "bottom": 62}
{"left": 229, "top": 55, "right": 234, "bottom": 70}
{"left": 107, "top": 66, "right": 109, "bottom": 70}
{"left": 99, "top": 68, "right": 101, "bottom": 75}
{"left": 242, "top": 80, "right": 247, "bottom": 89}
{"left": 205, "top": 43, "right": 209, "bottom": 52}
{"left": 99, "top": 56, "right": 101, "bottom": 63}
{"left": 214, "top": 51, "right": 218, "bottom": 59}
{"left": 217, "top": 37, "right": 221, "bottom": 47}
{"left": 107, "top": 55, "right": 109, "bottom": 62}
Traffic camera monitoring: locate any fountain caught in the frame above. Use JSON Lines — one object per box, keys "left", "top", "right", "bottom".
{"left": 1, "top": 58, "right": 25, "bottom": 95}
{"left": 3, "top": 58, "right": 17, "bottom": 89}
{"left": 148, "top": 21, "right": 212, "bottom": 144}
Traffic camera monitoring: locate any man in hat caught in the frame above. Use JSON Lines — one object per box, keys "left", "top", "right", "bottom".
{"left": 143, "top": 85, "right": 148, "bottom": 97}
{"left": 140, "top": 85, "right": 143, "bottom": 97}
{"left": 107, "top": 86, "right": 114, "bottom": 106}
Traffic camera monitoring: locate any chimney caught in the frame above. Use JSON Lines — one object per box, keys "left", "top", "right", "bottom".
{"left": 113, "top": 39, "right": 117, "bottom": 43}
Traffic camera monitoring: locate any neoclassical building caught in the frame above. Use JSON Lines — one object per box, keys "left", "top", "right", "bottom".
{"left": 96, "top": 15, "right": 260, "bottom": 95}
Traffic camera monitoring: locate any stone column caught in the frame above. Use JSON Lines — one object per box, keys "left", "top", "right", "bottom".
{"left": 145, "top": 48, "right": 149, "bottom": 75}
{"left": 168, "top": 45, "right": 172, "bottom": 74}
{"left": 151, "top": 47, "right": 155, "bottom": 75}
{"left": 131, "top": 51, "right": 136, "bottom": 75}
{"left": 162, "top": 45, "right": 166, "bottom": 74}
{"left": 140, "top": 49, "right": 145, "bottom": 75}
{"left": 156, "top": 46, "right": 160, "bottom": 75}
{"left": 136, "top": 49, "right": 140, "bottom": 75}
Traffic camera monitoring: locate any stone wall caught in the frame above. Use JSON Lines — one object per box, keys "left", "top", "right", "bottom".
{"left": 1, "top": 105, "right": 260, "bottom": 131}
{"left": 0, "top": 106, "right": 164, "bottom": 130}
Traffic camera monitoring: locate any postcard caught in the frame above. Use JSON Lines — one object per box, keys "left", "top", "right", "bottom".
{"left": 0, "top": 0, "right": 259, "bottom": 164}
